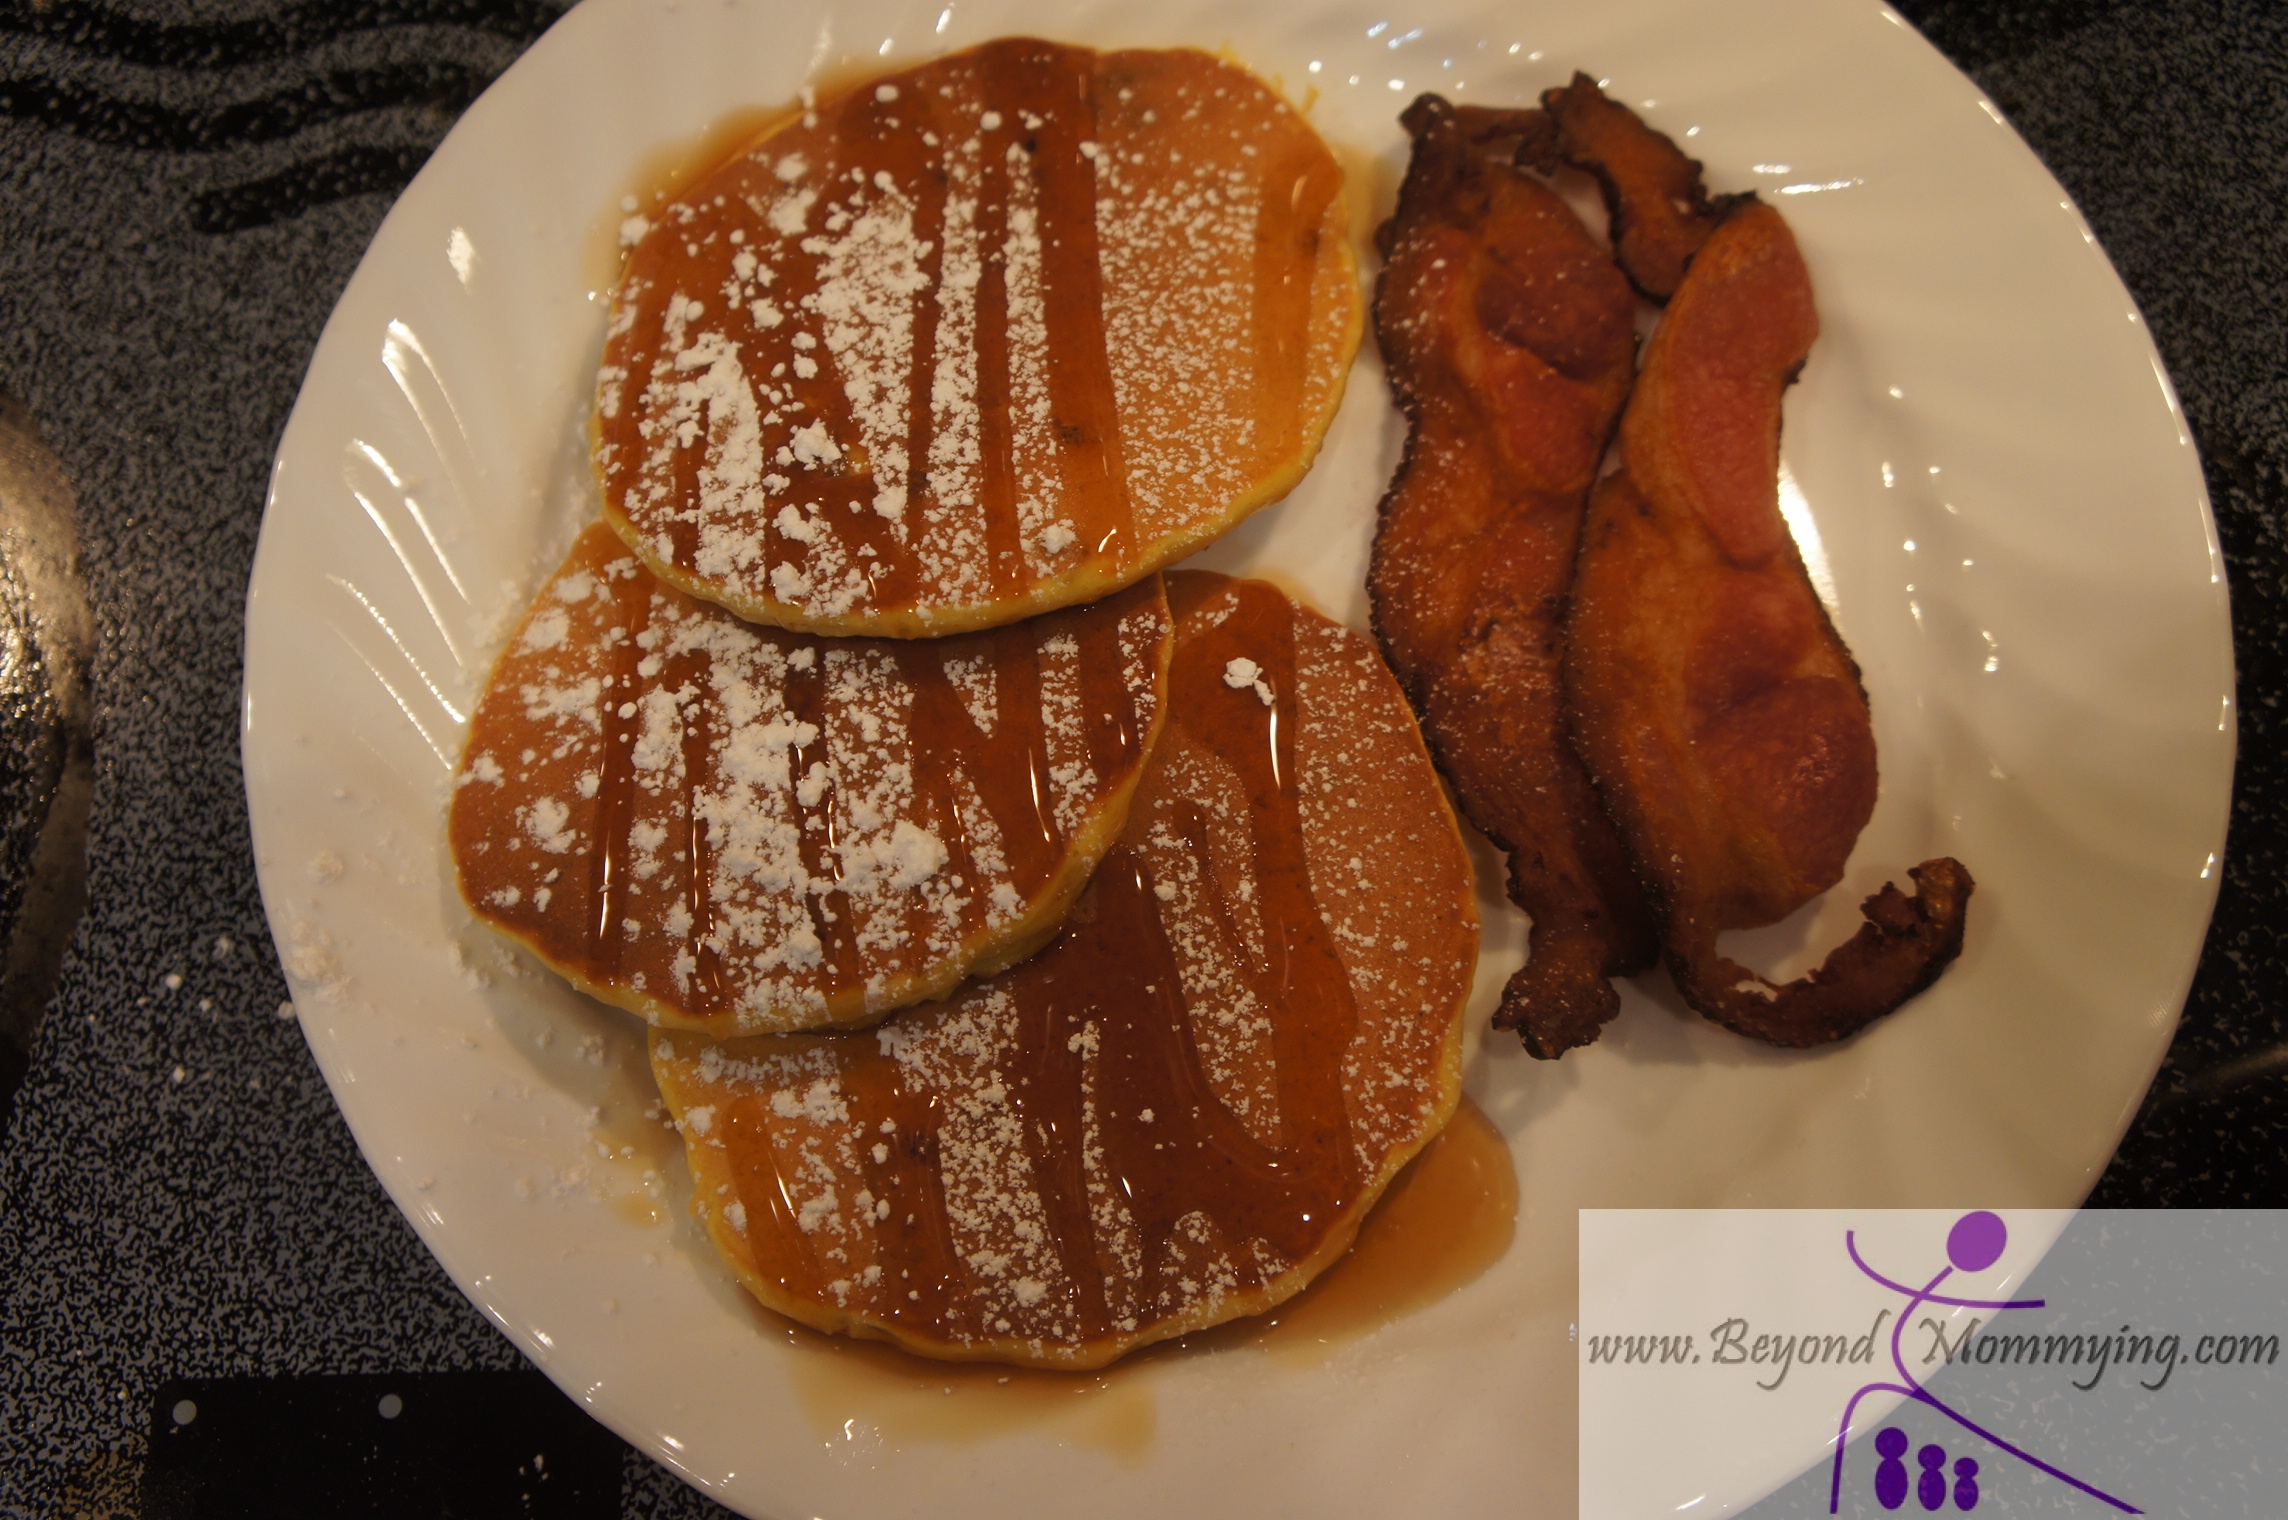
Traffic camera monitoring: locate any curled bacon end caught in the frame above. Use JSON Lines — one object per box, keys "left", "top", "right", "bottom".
{"left": 1676, "top": 858, "right": 1976, "bottom": 1048}
{"left": 1493, "top": 920, "right": 1624, "bottom": 1059}
{"left": 1563, "top": 173, "right": 1971, "bottom": 1051}
{"left": 1524, "top": 72, "right": 1746, "bottom": 302}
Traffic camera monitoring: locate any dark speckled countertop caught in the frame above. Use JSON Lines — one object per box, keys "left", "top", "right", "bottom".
{"left": 0, "top": 1, "right": 2281, "bottom": 1514}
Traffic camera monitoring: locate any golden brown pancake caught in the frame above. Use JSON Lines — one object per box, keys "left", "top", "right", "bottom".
{"left": 594, "top": 38, "right": 1361, "bottom": 637}
{"left": 651, "top": 572, "right": 1478, "bottom": 1367}
{"left": 451, "top": 522, "right": 1171, "bottom": 1035}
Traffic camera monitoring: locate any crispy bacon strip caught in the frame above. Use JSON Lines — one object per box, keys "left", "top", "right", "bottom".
{"left": 1563, "top": 197, "right": 1972, "bottom": 1047}
{"left": 1520, "top": 72, "right": 1744, "bottom": 303}
{"left": 1369, "top": 95, "right": 1657, "bottom": 1057}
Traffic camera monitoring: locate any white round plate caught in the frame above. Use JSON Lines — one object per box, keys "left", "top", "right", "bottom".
{"left": 242, "top": 0, "right": 2232, "bottom": 1514}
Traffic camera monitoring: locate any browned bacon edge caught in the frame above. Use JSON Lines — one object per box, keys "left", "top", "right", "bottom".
{"left": 1368, "top": 94, "right": 1657, "bottom": 1058}
{"left": 1553, "top": 80, "right": 1974, "bottom": 1048}
{"left": 1519, "top": 71, "right": 1749, "bottom": 303}
{"left": 1684, "top": 862, "right": 1975, "bottom": 1047}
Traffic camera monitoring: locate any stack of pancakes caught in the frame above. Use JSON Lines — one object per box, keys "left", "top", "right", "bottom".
{"left": 451, "top": 38, "right": 1479, "bottom": 1369}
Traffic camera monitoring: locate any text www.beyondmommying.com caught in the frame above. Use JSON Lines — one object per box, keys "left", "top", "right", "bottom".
{"left": 1584, "top": 1312, "right": 2280, "bottom": 1392}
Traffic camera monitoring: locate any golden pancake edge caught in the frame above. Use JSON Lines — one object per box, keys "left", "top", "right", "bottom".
{"left": 652, "top": 573, "right": 1480, "bottom": 1367}
{"left": 594, "top": 38, "right": 1362, "bottom": 638}
{"left": 450, "top": 522, "right": 1173, "bottom": 1035}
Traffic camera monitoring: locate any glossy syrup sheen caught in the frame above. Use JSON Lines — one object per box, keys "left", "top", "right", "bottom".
{"left": 653, "top": 572, "right": 1480, "bottom": 1366}
{"left": 1205, "top": 1093, "right": 1515, "bottom": 1356}
{"left": 593, "top": 39, "right": 1356, "bottom": 633}
{"left": 764, "top": 1095, "right": 1515, "bottom": 1458}
{"left": 584, "top": 103, "right": 800, "bottom": 297}
{"left": 451, "top": 523, "right": 1171, "bottom": 1033}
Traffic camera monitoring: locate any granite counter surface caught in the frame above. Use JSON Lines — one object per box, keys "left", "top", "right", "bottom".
{"left": 0, "top": 2, "right": 2280, "bottom": 1514}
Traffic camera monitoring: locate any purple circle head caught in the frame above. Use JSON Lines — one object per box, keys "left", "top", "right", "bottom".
{"left": 1875, "top": 1427, "right": 1909, "bottom": 1459}
{"left": 1947, "top": 1211, "right": 2007, "bottom": 1273}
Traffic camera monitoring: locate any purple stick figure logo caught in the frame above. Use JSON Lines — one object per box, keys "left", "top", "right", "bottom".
{"left": 1828, "top": 1211, "right": 2139, "bottom": 1515}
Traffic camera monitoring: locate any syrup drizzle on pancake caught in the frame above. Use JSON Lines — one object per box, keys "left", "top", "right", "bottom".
{"left": 595, "top": 39, "right": 1356, "bottom": 635}
{"left": 654, "top": 574, "right": 1478, "bottom": 1365}
{"left": 452, "top": 523, "right": 1171, "bottom": 1033}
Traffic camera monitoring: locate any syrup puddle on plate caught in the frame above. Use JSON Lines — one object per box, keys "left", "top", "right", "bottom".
{"left": 608, "top": 1191, "right": 669, "bottom": 1227}
{"left": 767, "top": 1095, "right": 1515, "bottom": 1461}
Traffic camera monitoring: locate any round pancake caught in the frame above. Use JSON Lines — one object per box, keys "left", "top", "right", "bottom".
{"left": 450, "top": 521, "right": 1171, "bottom": 1034}
{"left": 594, "top": 38, "right": 1361, "bottom": 637}
{"left": 651, "top": 572, "right": 1478, "bottom": 1367}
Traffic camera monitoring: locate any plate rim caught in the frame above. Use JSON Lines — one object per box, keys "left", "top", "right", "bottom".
{"left": 240, "top": 0, "right": 2235, "bottom": 1513}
